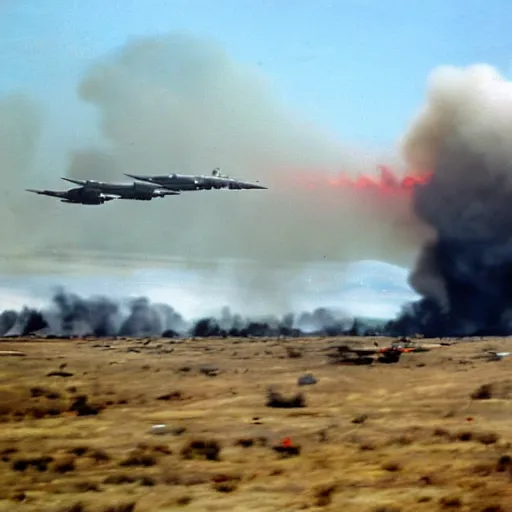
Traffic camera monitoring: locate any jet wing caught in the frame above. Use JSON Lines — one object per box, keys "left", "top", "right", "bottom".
{"left": 61, "top": 177, "right": 87, "bottom": 186}
{"left": 26, "top": 189, "right": 65, "bottom": 198}
{"left": 123, "top": 173, "right": 155, "bottom": 184}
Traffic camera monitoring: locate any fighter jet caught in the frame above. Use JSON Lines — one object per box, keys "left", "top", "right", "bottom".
{"left": 61, "top": 178, "right": 181, "bottom": 201}
{"left": 26, "top": 187, "right": 116, "bottom": 205}
{"left": 123, "top": 168, "right": 267, "bottom": 192}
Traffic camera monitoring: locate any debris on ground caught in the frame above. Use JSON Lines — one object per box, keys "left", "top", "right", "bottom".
{"left": 272, "top": 437, "right": 301, "bottom": 457}
{"left": 297, "top": 373, "right": 317, "bottom": 386}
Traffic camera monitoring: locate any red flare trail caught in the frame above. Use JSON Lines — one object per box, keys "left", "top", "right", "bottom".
{"left": 289, "top": 165, "right": 432, "bottom": 194}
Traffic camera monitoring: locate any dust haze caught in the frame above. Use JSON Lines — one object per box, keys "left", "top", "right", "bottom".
{"left": 0, "top": 93, "right": 43, "bottom": 261}
{"left": 0, "top": 33, "right": 422, "bottom": 310}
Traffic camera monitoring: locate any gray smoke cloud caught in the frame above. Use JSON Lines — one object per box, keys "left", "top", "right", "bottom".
{"left": 0, "top": 93, "right": 44, "bottom": 265}
{"left": 1, "top": 33, "right": 424, "bottom": 311}
{"left": 393, "top": 64, "right": 512, "bottom": 336}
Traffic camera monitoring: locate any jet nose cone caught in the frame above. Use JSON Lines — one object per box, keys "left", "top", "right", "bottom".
{"left": 243, "top": 182, "right": 267, "bottom": 189}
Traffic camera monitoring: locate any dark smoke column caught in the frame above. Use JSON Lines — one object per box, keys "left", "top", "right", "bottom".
{"left": 390, "top": 64, "right": 512, "bottom": 337}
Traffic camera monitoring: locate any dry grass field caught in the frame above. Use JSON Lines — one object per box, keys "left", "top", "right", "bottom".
{"left": 0, "top": 335, "right": 512, "bottom": 512}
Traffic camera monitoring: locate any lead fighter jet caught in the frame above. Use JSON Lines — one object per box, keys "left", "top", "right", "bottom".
{"left": 61, "top": 178, "right": 180, "bottom": 200}
{"left": 124, "top": 168, "right": 267, "bottom": 192}
{"left": 26, "top": 187, "right": 116, "bottom": 205}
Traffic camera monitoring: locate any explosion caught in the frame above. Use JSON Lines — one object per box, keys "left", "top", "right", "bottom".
{"left": 389, "top": 64, "right": 512, "bottom": 337}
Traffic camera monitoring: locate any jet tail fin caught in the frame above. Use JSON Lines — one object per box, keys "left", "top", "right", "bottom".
{"left": 61, "top": 177, "right": 85, "bottom": 186}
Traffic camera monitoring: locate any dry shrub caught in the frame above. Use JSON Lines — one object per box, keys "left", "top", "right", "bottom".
{"left": 272, "top": 443, "right": 301, "bottom": 457}
{"left": 235, "top": 437, "right": 254, "bottom": 448}
{"left": 89, "top": 449, "right": 111, "bottom": 463}
{"left": 285, "top": 347, "right": 302, "bottom": 358}
{"left": 432, "top": 427, "right": 453, "bottom": 440}
{"left": 69, "top": 395, "right": 102, "bottom": 416}
{"left": 471, "top": 381, "right": 512, "bottom": 400}
{"left": 381, "top": 461, "right": 402, "bottom": 472}
{"left": 312, "top": 482, "right": 337, "bottom": 506}
{"left": 439, "top": 495, "right": 462, "bottom": 508}
{"left": 212, "top": 481, "right": 238, "bottom": 493}
{"left": 496, "top": 455, "right": 512, "bottom": 472}
{"left": 119, "top": 449, "right": 157, "bottom": 468}
{"left": 139, "top": 476, "right": 156, "bottom": 486}
{"left": 208, "top": 474, "right": 241, "bottom": 494}
{"left": 266, "top": 388, "right": 306, "bottom": 408}
{"left": 9, "top": 491, "right": 26, "bottom": 502}
{"left": 472, "top": 384, "right": 494, "bottom": 400}
{"left": 68, "top": 446, "right": 89, "bottom": 457}
{"left": 455, "top": 431, "right": 473, "bottom": 442}
{"left": 29, "top": 386, "right": 61, "bottom": 399}
{"left": 156, "top": 391, "right": 183, "bottom": 401}
{"left": 351, "top": 414, "right": 368, "bottom": 424}
{"left": 180, "top": 439, "right": 221, "bottom": 461}
{"left": 476, "top": 432, "right": 500, "bottom": 445}
{"left": 12, "top": 455, "right": 53, "bottom": 472}
{"left": 174, "top": 495, "right": 192, "bottom": 506}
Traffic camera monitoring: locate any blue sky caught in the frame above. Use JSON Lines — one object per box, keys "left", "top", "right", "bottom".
{"left": 2, "top": 0, "right": 512, "bottom": 147}
{"left": 1, "top": 0, "right": 511, "bottom": 317}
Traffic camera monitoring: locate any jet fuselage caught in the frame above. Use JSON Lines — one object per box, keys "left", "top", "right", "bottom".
{"left": 61, "top": 178, "right": 180, "bottom": 200}
{"left": 26, "top": 187, "right": 115, "bottom": 205}
{"left": 124, "top": 170, "right": 267, "bottom": 191}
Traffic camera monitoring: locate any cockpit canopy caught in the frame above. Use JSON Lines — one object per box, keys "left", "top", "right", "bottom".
{"left": 211, "top": 168, "right": 228, "bottom": 178}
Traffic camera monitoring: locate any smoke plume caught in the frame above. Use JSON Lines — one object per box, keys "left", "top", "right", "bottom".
{"left": 0, "top": 33, "right": 423, "bottom": 303}
{"left": 0, "top": 289, "right": 369, "bottom": 339}
{"left": 390, "top": 64, "right": 512, "bottom": 336}
{"left": 0, "top": 93, "right": 44, "bottom": 264}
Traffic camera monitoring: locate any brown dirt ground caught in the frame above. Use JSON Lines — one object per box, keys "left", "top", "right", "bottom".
{"left": 0, "top": 335, "right": 512, "bottom": 512}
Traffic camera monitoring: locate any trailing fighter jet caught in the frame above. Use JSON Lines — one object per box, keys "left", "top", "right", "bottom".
{"left": 26, "top": 187, "right": 116, "bottom": 205}
{"left": 123, "top": 167, "right": 267, "bottom": 192}
{"left": 61, "top": 177, "right": 181, "bottom": 200}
